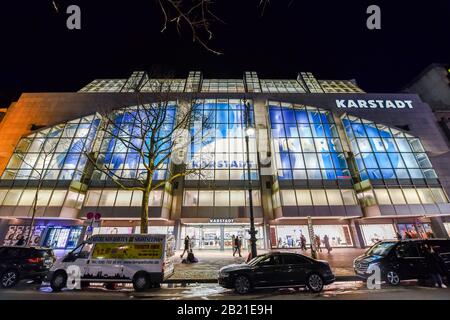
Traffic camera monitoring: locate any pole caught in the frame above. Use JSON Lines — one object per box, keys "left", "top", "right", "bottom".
{"left": 244, "top": 101, "right": 258, "bottom": 258}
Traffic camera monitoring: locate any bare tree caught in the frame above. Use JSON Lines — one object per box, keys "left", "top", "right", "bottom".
{"left": 85, "top": 77, "right": 212, "bottom": 233}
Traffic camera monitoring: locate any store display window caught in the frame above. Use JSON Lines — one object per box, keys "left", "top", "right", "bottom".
{"left": 360, "top": 224, "right": 396, "bottom": 246}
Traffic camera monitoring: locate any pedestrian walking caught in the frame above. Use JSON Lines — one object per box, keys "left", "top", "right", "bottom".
{"left": 232, "top": 235, "right": 237, "bottom": 256}
{"left": 323, "top": 234, "right": 332, "bottom": 254}
{"left": 423, "top": 244, "right": 447, "bottom": 288}
{"left": 315, "top": 235, "right": 322, "bottom": 252}
{"left": 233, "top": 235, "right": 242, "bottom": 257}
{"left": 300, "top": 234, "right": 307, "bottom": 251}
{"left": 180, "top": 235, "right": 190, "bottom": 258}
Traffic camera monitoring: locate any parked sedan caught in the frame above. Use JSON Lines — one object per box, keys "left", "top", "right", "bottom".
{"left": 218, "top": 252, "right": 335, "bottom": 294}
{"left": 0, "top": 246, "right": 55, "bottom": 288}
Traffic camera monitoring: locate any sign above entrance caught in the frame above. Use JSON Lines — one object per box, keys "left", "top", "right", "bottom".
{"left": 209, "top": 218, "right": 235, "bottom": 224}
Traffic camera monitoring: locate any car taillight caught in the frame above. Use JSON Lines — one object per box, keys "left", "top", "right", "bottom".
{"left": 28, "top": 257, "right": 44, "bottom": 264}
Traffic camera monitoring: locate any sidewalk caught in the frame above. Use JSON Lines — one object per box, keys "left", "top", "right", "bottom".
{"left": 171, "top": 248, "right": 365, "bottom": 281}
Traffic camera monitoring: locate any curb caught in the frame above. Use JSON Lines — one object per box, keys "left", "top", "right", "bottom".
{"left": 163, "top": 276, "right": 362, "bottom": 284}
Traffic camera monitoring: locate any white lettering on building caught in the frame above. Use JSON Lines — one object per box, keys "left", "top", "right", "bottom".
{"left": 335, "top": 99, "right": 413, "bottom": 109}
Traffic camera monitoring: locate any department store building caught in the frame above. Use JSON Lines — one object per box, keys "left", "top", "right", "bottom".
{"left": 0, "top": 71, "right": 449, "bottom": 251}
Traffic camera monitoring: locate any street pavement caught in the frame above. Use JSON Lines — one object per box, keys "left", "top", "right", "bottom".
{"left": 0, "top": 280, "right": 449, "bottom": 300}
{"left": 172, "top": 248, "right": 366, "bottom": 280}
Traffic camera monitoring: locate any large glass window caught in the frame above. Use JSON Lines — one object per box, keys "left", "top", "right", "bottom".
{"left": 279, "top": 189, "right": 357, "bottom": 206}
{"left": 269, "top": 102, "right": 350, "bottom": 180}
{"left": 342, "top": 115, "right": 438, "bottom": 181}
{"left": 2, "top": 115, "right": 100, "bottom": 181}
{"left": 186, "top": 99, "right": 258, "bottom": 181}
{"left": 182, "top": 189, "right": 261, "bottom": 207}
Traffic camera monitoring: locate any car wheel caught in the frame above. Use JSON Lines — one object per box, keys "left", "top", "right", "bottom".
{"left": 306, "top": 273, "right": 324, "bottom": 293}
{"left": 133, "top": 272, "right": 149, "bottom": 292}
{"left": 385, "top": 270, "right": 401, "bottom": 286}
{"left": 50, "top": 271, "right": 67, "bottom": 292}
{"left": 0, "top": 270, "right": 19, "bottom": 288}
{"left": 234, "top": 275, "right": 251, "bottom": 294}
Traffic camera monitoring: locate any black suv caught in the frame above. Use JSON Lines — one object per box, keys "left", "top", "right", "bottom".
{"left": 218, "top": 252, "right": 335, "bottom": 294}
{"left": 354, "top": 239, "right": 450, "bottom": 285}
{"left": 0, "top": 246, "right": 55, "bottom": 288}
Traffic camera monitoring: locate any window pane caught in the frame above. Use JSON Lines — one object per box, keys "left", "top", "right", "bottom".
{"left": 198, "top": 191, "right": 214, "bottom": 206}
{"left": 131, "top": 191, "right": 143, "bottom": 206}
{"left": 19, "top": 190, "right": 37, "bottom": 206}
{"left": 388, "top": 189, "right": 406, "bottom": 204}
{"left": 115, "top": 190, "right": 132, "bottom": 206}
{"left": 281, "top": 190, "right": 297, "bottom": 206}
{"left": 230, "top": 190, "right": 245, "bottom": 206}
{"left": 99, "top": 190, "right": 117, "bottom": 206}
{"left": 183, "top": 190, "right": 198, "bottom": 207}
{"left": 85, "top": 190, "right": 101, "bottom": 207}
{"left": 374, "top": 189, "right": 391, "bottom": 205}
{"left": 49, "top": 191, "right": 67, "bottom": 206}
{"left": 149, "top": 191, "right": 163, "bottom": 206}
{"left": 4, "top": 190, "right": 22, "bottom": 206}
{"left": 326, "top": 189, "right": 343, "bottom": 205}
{"left": 403, "top": 189, "right": 420, "bottom": 204}
{"left": 430, "top": 188, "right": 447, "bottom": 203}
{"left": 214, "top": 190, "right": 229, "bottom": 206}
{"left": 296, "top": 190, "right": 312, "bottom": 205}
{"left": 36, "top": 190, "right": 52, "bottom": 206}
{"left": 311, "top": 190, "right": 327, "bottom": 205}
{"left": 417, "top": 188, "right": 434, "bottom": 204}
{"left": 341, "top": 189, "right": 357, "bottom": 205}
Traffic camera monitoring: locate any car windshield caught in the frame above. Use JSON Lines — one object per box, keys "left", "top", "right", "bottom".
{"left": 247, "top": 255, "right": 268, "bottom": 266}
{"left": 365, "top": 241, "right": 396, "bottom": 257}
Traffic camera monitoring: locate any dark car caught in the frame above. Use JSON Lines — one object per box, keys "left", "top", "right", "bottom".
{"left": 353, "top": 239, "right": 450, "bottom": 286}
{"left": 218, "top": 252, "right": 335, "bottom": 294}
{"left": 0, "top": 246, "right": 55, "bottom": 288}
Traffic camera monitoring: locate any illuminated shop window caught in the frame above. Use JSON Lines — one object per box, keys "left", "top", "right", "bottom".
{"left": 0, "top": 189, "right": 67, "bottom": 207}
{"left": 186, "top": 99, "right": 258, "bottom": 181}
{"left": 182, "top": 189, "right": 261, "bottom": 207}
{"left": 373, "top": 187, "right": 448, "bottom": 205}
{"left": 280, "top": 189, "right": 358, "bottom": 206}
{"left": 2, "top": 115, "right": 101, "bottom": 181}
{"left": 269, "top": 102, "right": 351, "bottom": 180}
{"left": 92, "top": 103, "right": 177, "bottom": 181}
{"left": 342, "top": 115, "right": 438, "bottom": 181}
{"left": 84, "top": 189, "right": 164, "bottom": 207}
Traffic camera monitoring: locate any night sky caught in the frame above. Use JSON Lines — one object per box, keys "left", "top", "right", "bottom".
{"left": 0, "top": 0, "right": 449, "bottom": 106}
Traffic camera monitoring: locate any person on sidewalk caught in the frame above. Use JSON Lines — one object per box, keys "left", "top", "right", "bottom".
{"left": 180, "top": 235, "right": 190, "bottom": 258}
{"left": 423, "top": 244, "right": 447, "bottom": 288}
{"left": 232, "top": 235, "right": 237, "bottom": 256}
{"left": 300, "top": 234, "right": 307, "bottom": 251}
{"left": 323, "top": 234, "right": 332, "bottom": 254}
{"left": 315, "top": 235, "right": 322, "bottom": 252}
{"left": 233, "top": 236, "right": 242, "bottom": 257}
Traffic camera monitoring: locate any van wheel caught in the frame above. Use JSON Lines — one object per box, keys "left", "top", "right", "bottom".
{"left": 385, "top": 270, "right": 401, "bottom": 286}
{"left": 234, "top": 275, "right": 251, "bottom": 294}
{"left": 50, "top": 271, "right": 67, "bottom": 292}
{"left": 306, "top": 273, "right": 324, "bottom": 293}
{"left": 0, "top": 269, "right": 19, "bottom": 288}
{"left": 133, "top": 272, "right": 149, "bottom": 292}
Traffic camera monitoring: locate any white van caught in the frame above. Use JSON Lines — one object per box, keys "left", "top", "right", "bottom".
{"left": 49, "top": 234, "right": 175, "bottom": 292}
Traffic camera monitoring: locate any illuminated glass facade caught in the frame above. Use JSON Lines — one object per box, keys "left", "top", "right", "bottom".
{"left": 269, "top": 102, "right": 351, "bottom": 180}
{"left": 186, "top": 99, "right": 258, "bottom": 181}
{"left": 91, "top": 104, "right": 176, "bottom": 181}
{"left": 2, "top": 115, "right": 100, "bottom": 181}
{"left": 342, "top": 115, "right": 438, "bottom": 181}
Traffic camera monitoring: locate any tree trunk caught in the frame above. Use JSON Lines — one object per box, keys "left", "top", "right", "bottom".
{"left": 141, "top": 188, "right": 150, "bottom": 234}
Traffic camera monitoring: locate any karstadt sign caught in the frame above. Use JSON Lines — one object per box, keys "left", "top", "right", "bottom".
{"left": 336, "top": 99, "right": 414, "bottom": 109}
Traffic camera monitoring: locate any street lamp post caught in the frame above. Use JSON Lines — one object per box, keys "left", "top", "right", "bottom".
{"left": 244, "top": 100, "right": 258, "bottom": 259}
